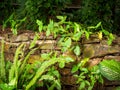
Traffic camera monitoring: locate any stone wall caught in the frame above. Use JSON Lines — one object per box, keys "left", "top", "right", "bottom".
{"left": 0, "top": 30, "right": 120, "bottom": 90}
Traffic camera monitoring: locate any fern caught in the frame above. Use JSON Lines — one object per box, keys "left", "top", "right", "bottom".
{"left": 9, "top": 43, "right": 24, "bottom": 88}
{"left": 25, "top": 55, "right": 74, "bottom": 90}
{"left": 0, "top": 39, "right": 6, "bottom": 82}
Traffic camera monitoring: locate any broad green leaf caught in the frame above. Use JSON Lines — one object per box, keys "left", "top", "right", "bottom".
{"left": 74, "top": 45, "right": 81, "bottom": 56}
{"left": 66, "top": 24, "right": 70, "bottom": 30}
{"left": 74, "top": 22, "right": 80, "bottom": 32}
{"left": 99, "top": 60, "right": 120, "bottom": 81}
{"left": 64, "top": 38, "right": 71, "bottom": 47}
{"left": 107, "top": 38, "right": 113, "bottom": 45}
{"left": 47, "top": 20, "right": 54, "bottom": 35}
{"left": 60, "top": 38, "right": 72, "bottom": 52}
{"left": 107, "top": 33, "right": 115, "bottom": 45}
{"left": 85, "top": 31, "right": 90, "bottom": 40}
{"left": 57, "top": 16, "right": 67, "bottom": 24}
{"left": 64, "top": 57, "right": 74, "bottom": 62}
{"left": 79, "top": 81, "right": 85, "bottom": 90}
{"left": 52, "top": 70, "right": 60, "bottom": 78}
{"left": 88, "top": 86, "right": 93, "bottom": 90}
{"left": 36, "top": 20, "right": 43, "bottom": 32}
{"left": 71, "top": 65, "right": 79, "bottom": 73}
{"left": 56, "top": 16, "right": 66, "bottom": 21}
{"left": 76, "top": 77, "right": 83, "bottom": 83}
{"left": 11, "top": 20, "right": 17, "bottom": 35}
{"left": 102, "top": 29, "right": 109, "bottom": 35}
{"left": 56, "top": 16, "right": 64, "bottom": 20}
{"left": 85, "top": 80, "right": 90, "bottom": 86}
{"left": 109, "top": 33, "right": 114, "bottom": 39}
{"left": 49, "top": 20, "right": 54, "bottom": 28}
{"left": 59, "top": 61, "right": 65, "bottom": 68}
{"left": 72, "top": 32, "right": 82, "bottom": 41}
{"left": 46, "top": 29, "right": 51, "bottom": 36}
{"left": 81, "top": 68, "right": 88, "bottom": 73}
{"left": 61, "top": 47, "right": 68, "bottom": 52}
{"left": 95, "top": 22, "right": 101, "bottom": 28}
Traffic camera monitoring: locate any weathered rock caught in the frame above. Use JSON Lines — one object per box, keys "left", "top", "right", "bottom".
{"left": 59, "top": 68, "right": 72, "bottom": 76}
{"left": 104, "top": 55, "right": 120, "bottom": 61}
{"left": 82, "top": 45, "right": 95, "bottom": 58}
{"left": 28, "top": 54, "right": 44, "bottom": 64}
{"left": 15, "top": 33, "right": 29, "bottom": 42}
{"left": 87, "top": 58, "right": 102, "bottom": 67}
{"left": 100, "top": 40, "right": 108, "bottom": 45}
{"left": 113, "top": 35, "right": 120, "bottom": 45}
{"left": 38, "top": 40, "right": 56, "bottom": 49}
{"left": 82, "top": 34, "right": 100, "bottom": 44}
{"left": 61, "top": 75, "right": 77, "bottom": 85}
{"left": 83, "top": 44, "right": 120, "bottom": 58}
{"left": 104, "top": 78, "right": 120, "bottom": 86}
{"left": 0, "top": 29, "right": 120, "bottom": 90}
{"left": 5, "top": 53, "right": 14, "bottom": 61}
{"left": 62, "top": 50, "right": 77, "bottom": 61}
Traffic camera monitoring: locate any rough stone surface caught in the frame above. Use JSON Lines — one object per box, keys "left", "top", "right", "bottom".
{"left": 83, "top": 44, "right": 120, "bottom": 58}
{"left": 104, "top": 55, "right": 120, "bottom": 61}
{"left": 61, "top": 75, "right": 77, "bottom": 85}
{"left": 0, "top": 30, "right": 120, "bottom": 90}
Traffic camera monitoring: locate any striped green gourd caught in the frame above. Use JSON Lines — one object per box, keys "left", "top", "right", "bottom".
{"left": 99, "top": 60, "right": 120, "bottom": 81}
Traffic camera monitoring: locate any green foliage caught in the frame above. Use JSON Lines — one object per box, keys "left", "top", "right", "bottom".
{"left": 40, "top": 66, "right": 61, "bottom": 90}
{"left": 0, "top": 0, "right": 17, "bottom": 24}
{"left": 1, "top": 0, "right": 72, "bottom": 30}
{"left": 73, "top": 45, "right": 81, "bottom": 56}
{"left": 71, "top": 58, "right": 103, "bottom": 90}
{"left": 80, "top": 0, "right": 112, "bottom": 26}
{"left": 1, "top": 0, "right": 120, "bottom": 32}
{"left": 36, "top": 20, "right": 43, "bottom": 32}
{"left": 2, "top": 14, "right": 26, "bottom": 35}
{"left": 99, "top": 60, "right": 120, "bottom": 81}
{"left": 0, "top": 40, "right": 6, "bottom": 82}
{"left": 0, "top": 83, "right": 14, "bottom": 90}
{"left": 36, "top": 16, "right": 114, "bottom": 54}
{"left": 29, "top": 33, "right": 40, "bottom": 49}
{"left": 69, "top": 0, "right": 120, "bottom": 33}
{"left": 115, "top": 86, "right": 120, "bottom": 90}
{"left": 14, "top": 0, "right": 72, "bottom": 29}
{"left": 0, "top": 39, "right": 74, "bottom": 90}
{"left": 25, "top": 52, "right": 74, "bottom": 90}
{"left": 1, "top": 14, "right": 116, "bottom": 89}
